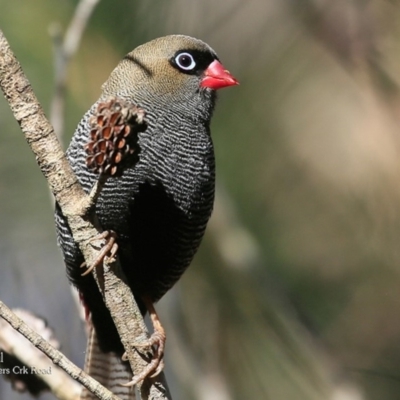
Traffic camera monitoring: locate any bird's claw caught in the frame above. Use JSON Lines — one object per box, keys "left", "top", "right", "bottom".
{"left": 122, "top": 331, "right": 166, "bottom": 386}
{"left": 122, "top": 356, "right": 165, "bottom": 388}
{"left": 132, "top": 330, "right": 166, "bottom": 350}
{"left": 121, "top": 339, "right": 165, "bottom": 387}
{"left": 81, "top": 230, "right": 118, "bottom": 276}
{"left": 122, "top": 300, "right": 166, "bottom": 387}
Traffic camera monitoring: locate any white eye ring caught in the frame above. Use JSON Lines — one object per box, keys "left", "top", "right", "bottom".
{"left": 175, "top": 52, "right": 196, "bottom": 71}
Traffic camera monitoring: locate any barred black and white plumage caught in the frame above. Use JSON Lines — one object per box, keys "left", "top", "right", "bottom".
{"left": 55, "top": 35, "right": 237, "bottom": 397}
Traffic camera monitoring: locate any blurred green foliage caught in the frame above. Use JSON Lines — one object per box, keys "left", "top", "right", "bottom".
{"left": 2, "top": 0, "right": 400, "bottom": 399}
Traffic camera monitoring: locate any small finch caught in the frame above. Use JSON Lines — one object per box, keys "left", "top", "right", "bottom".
{"left": 55, "top": 35, "right": 238, "bottom": 399}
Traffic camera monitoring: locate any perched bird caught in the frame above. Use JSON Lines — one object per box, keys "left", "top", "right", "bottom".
{"left": 55, "top": 35, "right": 237, "bottom": 398}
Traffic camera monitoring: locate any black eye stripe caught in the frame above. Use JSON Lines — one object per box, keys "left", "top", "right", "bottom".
{"left": 170, "top": 49, "right": 217, "bottom": 75}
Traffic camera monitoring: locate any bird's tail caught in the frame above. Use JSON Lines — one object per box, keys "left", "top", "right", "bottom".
{"left": 81, "top": 327, "right": 135, "bottom": 400}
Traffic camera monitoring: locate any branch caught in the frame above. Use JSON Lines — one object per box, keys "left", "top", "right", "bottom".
{"left": 0, "top": 302, "right": 116, "bottom": 400}
{"left": 0, "top": 29, "right": 171, "bottom": 400}
{"left": 0, "top": 308, "right": 77, "bottom": 398}
{"left": 49, "top": 0, "right": 101, "bottom": 138}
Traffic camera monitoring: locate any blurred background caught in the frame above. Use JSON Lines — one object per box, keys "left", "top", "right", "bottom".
{"left": 2, "top": 0, "right": 400, "bottom": 399}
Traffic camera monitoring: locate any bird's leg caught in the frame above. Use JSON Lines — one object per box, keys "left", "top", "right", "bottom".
{"left": 122, "top": 298, "right": 166, "bottom": 387}
{"left": 80, "top": 230, "right": 118, "bottom": 276}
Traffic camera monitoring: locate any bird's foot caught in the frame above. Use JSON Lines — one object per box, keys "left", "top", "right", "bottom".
{"left": 122, "top": 299, "right": 166, "bottom": 386}
{"left": 81, "top": 230, "right": 118, "bottom": 276}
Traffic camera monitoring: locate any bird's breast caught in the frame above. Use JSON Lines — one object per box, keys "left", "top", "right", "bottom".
{"left": 137, "top": 112, "right": 215, "bottom": 215}
{"left": 117, "top": 119, "right": 216, "bottom": 300}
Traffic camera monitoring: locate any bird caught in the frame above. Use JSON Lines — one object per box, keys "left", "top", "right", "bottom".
{"left": 55, "top": 34, "right": 238, "bottom": 399}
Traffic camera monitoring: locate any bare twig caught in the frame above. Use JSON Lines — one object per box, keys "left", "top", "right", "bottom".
{"left": 49, "top": 0, "right": 100, "bottom": 138}
{"left": 0, "top": 301, "right": 117, "bottom": 400}
{"left": 0, "top": 29, "right": 171, "bottom": 400}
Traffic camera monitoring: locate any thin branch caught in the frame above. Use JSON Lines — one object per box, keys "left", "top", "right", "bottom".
{"left": 0, "top": 301, "right": 117, "bottom": 400}
{"left": 49, "top": 0, "right": 100, "bottom": 138}
{"left": 0, "top": 29, "right": 171, "bottom": 400}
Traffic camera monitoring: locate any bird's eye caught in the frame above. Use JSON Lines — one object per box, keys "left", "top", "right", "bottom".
{"left": 174, "top": 52, "right": 196, "bottom": 71}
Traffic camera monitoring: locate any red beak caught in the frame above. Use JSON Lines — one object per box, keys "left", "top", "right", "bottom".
{"left": 201, "top": 60, "right": 239, "bottom": 90}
